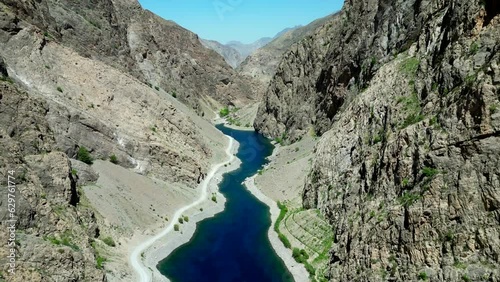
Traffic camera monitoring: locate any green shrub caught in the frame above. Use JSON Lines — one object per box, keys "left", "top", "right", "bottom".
{"left": 183, "top": 216, "right": 189, "bottom": 222}
{"left": 57, "top": 86, "right": 63, "bottom": 93}
{"left": 211, "top": 195, "right": 217, "bottom": 203}
{"left": 461, "top": 275, "right": 471, "bottom": 282}
{"left": 77, "top": 147, "right": 93, "bottom": 165}
{"left": 402, "top": 178, "right": 409, "bottom": 187}
{"left": 400, "top": 57, "right": 420, "bottom": 76}
{"left": 102, "top": 236, "right": 116, "bottom": 247}
{"left": 154, "top": 86, "right": 159, "bottom": 91}
{"left": 445, "top": 230, "right": 454, "bottom": 242}
{"left": 278, "top": 233, "right": 291, "bottom": 248}
{"left": 422, "top": 167, "right": 438, "bottom": 178}
{"left": 418, "top": 272, "right": 428, "bottom": 280}
{"left": 71, "top": 169, "right": 78, "bottom": 176}
{"left": 109, "top": 155, "right": 118, "bottom": 164}
{"left": 178, "top": 217, "right": 184, "bottom": 224}
{"left": 219, "top": 107, "right": 230, "bottom": 117}
{"left": 469, "top": 41, "right": 479, "bottom": 55}
{"left": 96, "top": 256, "right": 106, "bottom": 269}
{"left": 174, "top": 224, "right": 180, "bottom": 231}
{"left": 398, "top": 191, "right": 421, "bottom": 208}
{"left": 304, "top": 262, "right": 315, "bottom": 276}
{"left": 171, "top": 91, "right": 177, "bottom": 98}
{"left": 490, "top": 104, "right": 498, "bottom": 114}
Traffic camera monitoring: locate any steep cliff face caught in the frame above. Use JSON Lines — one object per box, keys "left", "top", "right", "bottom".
{"left": 200, "top": 39, "right": 244, "bottom": 68}
{"left": 258, "top": 0, "right": 500, "bottom": 281}
{"left": 238, "top": 14, "right": 336, "bottom": 98}
{"left": 0, "top": 81, "right": 106, "bottom": 281}
{"left": 0, "top": 0, "right": 254, "bottom": 113}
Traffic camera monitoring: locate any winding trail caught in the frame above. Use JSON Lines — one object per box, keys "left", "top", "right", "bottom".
{"left": 129, "top": 136, "right": 235, "bottom": 282}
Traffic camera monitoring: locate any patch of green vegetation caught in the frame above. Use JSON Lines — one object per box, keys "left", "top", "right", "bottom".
{"left": 101, "top": 236, "right": 116, "bottom": 247}
{"left": 490, "top": 104, "right": 498, "bottom": 114}
{"left": 292, "top": 248, "right": 316, "bottom": 277}
{"left": 77, "top": 147, "right": 93, "bottom": 165}
{"left": 454, "top": 260, "right": 467, "bottom": 269}
{"left": 57, "top": 86, "right": 63, "bottom": 93}
{"left": 278, "top": 233, "right": 291, "bottom": 248}
{"left": 397, "top": 91, "right": 424, "bottom": 129}
{"left": 422, "top": 167, "right": 438, "bottom": 178}
{"left": 274, "top": 132, "right": 287, "bottom": 145}
{"left": 445, "top": 230, "right": 454, "bottom": 242}
{"left": 109, "top": 155, "right": 118, "bottom": 164}
{"left": 462, "top": 275, "right": 471, "bottom": 282}
{"left": 0, "top": 76, "right": 14, "bottom": 84}
{"left": 174, "top": 224, "right": 180, "bottom": 231}
{"left": 292, "top": 248, "right": 309, "bottom": 263}
{"left": 45, "top": 231, "right": 80, "bottom": 251}
{"left": 275, "top": 202, "right": 291, "bottom": 249}
{"left": 465, "top": 73, "right": 477, "bottom": 86}
{"left": 469, "top": 41, "right": 479, "bottom": 55}
{"left": 71, "top": 169, "right": 78, "bottom": 176}
{"left": 429, "top": 116, "right": 438, "bottom": 126}
{"left": 151, "top": 126, "right": 157, "bottom": 132}
{"left": 171, "top": 91, "right": 177, "bottom": 98}
{"left": 418, "top": 272, "right": 428, "bottom": 280}
{"left": 178, "top": 217, "right": 184, "bottom": 224}
{"left": 211, "top": 195, "right": 217, "bottom": 203}
{"left": 219, "top": 107, "right": 230, "bottom": 117}
{"left": 183, "top": 216, "right": 189, "bottom": 222}
{"left": 400, "top": 57, "right": 420, "bottom": 76}
{"left": 96, "top": 255, "right": 106, "bottom": 269}
{"left": 398, "top": 191, "right": 421, "bottom": 208}
{"left": 402, "top": 178, "right": 409, "bottom": 187}
{"left": 154, "top": 86, "right": 160, "bottom": 91}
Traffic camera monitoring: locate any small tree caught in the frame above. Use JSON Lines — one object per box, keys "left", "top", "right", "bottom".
{"left": 77, "top": 147, "right": 93, "bottom": 165}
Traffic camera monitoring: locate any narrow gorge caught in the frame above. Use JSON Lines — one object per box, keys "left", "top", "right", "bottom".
{"left": 0, "top": 0, "right": 499, "bottom": 282}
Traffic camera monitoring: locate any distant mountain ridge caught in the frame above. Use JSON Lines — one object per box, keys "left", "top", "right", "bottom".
{"left": 200, "top": 27, "right": 300, "bottom": 68}
{"left": 237, "top": 14, "right": 337, "bottom": 96}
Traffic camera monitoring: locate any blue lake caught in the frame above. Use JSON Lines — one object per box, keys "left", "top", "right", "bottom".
{"left": 157, "top": 125, "right": 294, "bottom": 282}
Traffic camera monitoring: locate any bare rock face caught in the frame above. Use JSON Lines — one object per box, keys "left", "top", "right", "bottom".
{"left": 0, "top": 82, "right": 105, "bottom": 281}
{"left": 200, "top": 39, "right": 244, "bottom": 69}
{"left": 257, "top": 0, "right": 500, "bottom": 281}
{"left": 238, "top": 14, "right": 337, "bottom": 98}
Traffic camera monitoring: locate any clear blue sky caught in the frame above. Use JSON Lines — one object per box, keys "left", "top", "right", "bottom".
{"left": 138, "top": 0, "right": 344, "bottom": 44}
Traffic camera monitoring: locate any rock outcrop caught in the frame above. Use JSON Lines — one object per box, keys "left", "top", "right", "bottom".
{"left": 0, "top": 81, "right": 105, "bottom": 281}
{"left": 257, "top": 0, "right": 500, "bottom": 281}
{"left": 200, "top": 39, "right": 244, "bottom": 69}
{"left": 238, "top": 14, "right": 336, "bottom": 97}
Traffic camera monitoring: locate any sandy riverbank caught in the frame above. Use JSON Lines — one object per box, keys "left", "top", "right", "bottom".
{"left": 128, "top": 136, "right": 241, "bottom": 282}
{"left": 243, "top": 176, "right": 309, "bottom": 282}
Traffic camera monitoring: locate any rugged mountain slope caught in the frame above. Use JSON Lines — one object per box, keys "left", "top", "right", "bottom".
{"left": 201, "top": 36, "right": 277, "bottom": 69}
{"left": 0, "top": 78, "right": 106, "bottom": 281}
{"left": 200, "top": 39, "right": 244, "bottom": 68}
{"left": 238, "top": 15, "right": 336, "bottom": 96}
{"left": 0, "top": 0, "right": 254, "bottom": 115}
{"left": 0, "top": 0, "right": 233, "bottom": 280}
{"left": 256, "top": 0, "right": 500, "bottom": 281}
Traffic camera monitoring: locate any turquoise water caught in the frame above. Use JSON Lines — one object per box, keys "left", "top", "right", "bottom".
{"left": 157, "top": 125, "right": 294, "bottom": 282}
